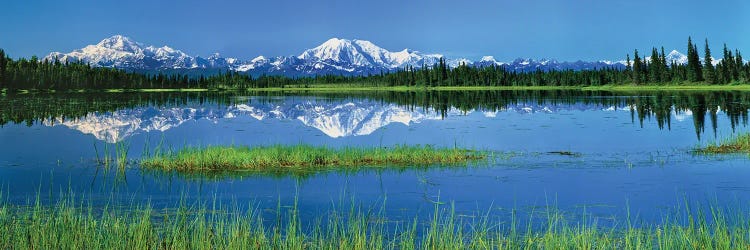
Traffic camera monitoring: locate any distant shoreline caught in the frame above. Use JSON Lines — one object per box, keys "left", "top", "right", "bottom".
{"left": 4, "top": 84, "right": 750, "bottom": 94}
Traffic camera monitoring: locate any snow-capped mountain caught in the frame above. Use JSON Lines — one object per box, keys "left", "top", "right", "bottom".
{"left": 269, "top": 38, "right": 454, "bottom": 75}
{"left": 642, "top": 50, "right": 689, "bottom": 65}
{"left": 47, "top": 35, "right": 630, "bottom": 76}
{"left": 297, "top": 38, "right": 435, "bottom": 69}
{"left": 473, "top": 56, "right": 507, "bottom": 67}
{"left": 642, "top": 50, "right": 724, "bottom": 66}
{"left": 499, "top": 58, "right": 623, "bottom": 72}
{"left": 45, "top": 35, "right": 243, "bottom": 70}
{"left": 666, "top": 50, "right": 688, "bottom": 65}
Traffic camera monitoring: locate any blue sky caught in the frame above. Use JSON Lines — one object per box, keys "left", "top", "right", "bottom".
{"left": 1, "top": 0, "right": 748, "bottom": 61}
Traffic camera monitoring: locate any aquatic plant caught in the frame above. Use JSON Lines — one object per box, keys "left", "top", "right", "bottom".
{"left": 696, "top": 133, "right": 750, "bottom": 154}
{"left": 93, "top": 140, "right": 130, "bottom": 170}
{"left": 141, "top": 144, "right": 486, "bottom": 173}
{"left": 1, "top": 194, "right": 749, "bottom": 249}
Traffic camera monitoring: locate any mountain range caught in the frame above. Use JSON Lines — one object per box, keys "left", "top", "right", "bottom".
{"left": 45, "top": 35, "right": 692, "bottom": 77}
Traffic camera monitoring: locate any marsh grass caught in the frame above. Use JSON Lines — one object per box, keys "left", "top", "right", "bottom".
{"left": 2, "top": 194, "right": 750, "bottom": 249}
{"left": 696, "top": 133, "right": 750, "bottom": 154}
{"left": 141, "top": 144, "right": 486, "bottom": 173}
{"left": 94, "top": 141, "right": 131, "bottom": 170}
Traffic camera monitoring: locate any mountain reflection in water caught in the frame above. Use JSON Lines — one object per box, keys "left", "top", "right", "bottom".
{"left": 1, "top": 90, "right": 748, "bottom": 142}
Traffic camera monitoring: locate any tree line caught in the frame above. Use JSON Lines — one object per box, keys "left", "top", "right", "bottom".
{"left": 0, "top": 52, "right": 305, "bottom": 90}
{"left": 0, "top": 37, "right": 748, "bottom": 90}
{"left": 627, "top": 37, "right": 747, "bottom": 85}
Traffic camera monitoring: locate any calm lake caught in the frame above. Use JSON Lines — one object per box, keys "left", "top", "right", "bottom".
{"left": 1, "top": 90, "right": 749, "bottom": 226}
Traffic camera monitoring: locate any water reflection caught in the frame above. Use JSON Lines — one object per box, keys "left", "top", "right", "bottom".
{"left": 39, "top": 99, "right": 643, "bottom": 142}
{"left": 1, "top": 90, "right": 749, "bottom": 142}
{"left": 2, "top": 90, "right": 750, "bottom": 225}
{"left": 41, "top": 100, "right": 448, "bottom": 142}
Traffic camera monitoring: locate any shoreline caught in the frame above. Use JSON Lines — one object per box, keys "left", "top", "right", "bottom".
{"left": 4, "top": 84, "right": 750, "bottom": 94}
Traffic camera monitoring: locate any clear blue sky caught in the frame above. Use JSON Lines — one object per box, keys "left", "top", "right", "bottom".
{"left": 1, "top": 0, "right": 748, "bottom": 61}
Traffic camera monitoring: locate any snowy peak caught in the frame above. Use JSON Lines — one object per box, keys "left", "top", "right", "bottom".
{"left": 475, "top": 56, "right": 506, "bottom": 67}
{"left": 146, "top": 45, "right": 190, "bottom": 62}
{"left": 498, "top": 57, "right": 623, "bottom": 72}
{"left": 45, "top": 35, "right": 153, "bottom": 68}
{"left": 352, "top": 39, "right": 392, "bottom": 65}
{"left": 298, "top": 38, "right": 390, "bottom": 68}
{"left": 480, "top": 56, "right": 497, "bottom": 62}
{"left": 643, "top": 50, "right": 688, "bottom": 65}
{"left": 251, "top": 56, "right": 267, "bottom": 63}
{"left": 46, "top": 34, "right": 246, "bottom": 70}
{"left": 301, "top": 38, "right": 359, "bottom": 64}
{"left": 666, "top": 50, "right": 688, "bottom": 64}
{"left": 96, "top": 35, "right": 143, "bottom": 52}
{"left": 297, "top": 38, "right": 440, "bottom": 70}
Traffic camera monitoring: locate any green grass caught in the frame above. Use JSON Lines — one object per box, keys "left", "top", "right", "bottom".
{"left": 696, "top": 133, "right": 750, "bottom": 154}
{"left": 94, "top": 141, "right": 131, "bottom": 170}
{"left": 582, "top": 83, "right": 750, "bottom": 91}
{"left": 2, "top": 195, "right": 750, "bottom": 249}
{"left": 141, "top": 144, "right": 486, "bottom": 173}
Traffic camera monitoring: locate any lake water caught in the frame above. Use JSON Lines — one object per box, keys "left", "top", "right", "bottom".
{"left": 1, "top": 90, "right": 749, "bottom": 226}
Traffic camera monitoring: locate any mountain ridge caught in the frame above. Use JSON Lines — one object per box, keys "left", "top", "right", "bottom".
{"left": 45, "top": 35, "right": 650, "bottom": 76}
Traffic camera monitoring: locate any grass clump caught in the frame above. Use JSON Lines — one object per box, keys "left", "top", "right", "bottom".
{"left": 3, "top": 195, "right": 750, "bottom": 249}
{"left": 696, "top": 133, "right": 750, "bottom": 154}
{"left": 141, "top": 144, "right": 486, "bottom": 173}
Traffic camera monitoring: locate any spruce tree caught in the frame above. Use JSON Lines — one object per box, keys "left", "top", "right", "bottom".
{"left": 694, "top": 43, "right": 703, "bottom": 81}
{"left": 722, "top": 44, "right": 733, "bottom": 83}
{"left": 422, "top": 63, "right": 430, "bottom": 86}
{"left": 633, "top": 49, "right": 642, "bottom": 84}
{"left": 650, "top": 48, "right": 661, "bottom": 82}
{"left": 660, "top": 47, "right": 671, "bottom": 82}
{"left": 743, "top": 52, "right": 749, "bottom": 82}
{"left": 625, "top": 54, "right": 632, "bottom": 83}
{"left": 625, "top": 54, "right": 632, "bottom": 72}
{"left": 687, "top": 38, "right": 695, "bottom": 81}
{"left": 0, "top": 49, "right": 5, "bottom": 87}
{"left": 439, "top": 57, "right": 448, "bottom": 84}
{"left": 703, "top": 39, "right": 715, "bottom": 84}
{"left": 735, "top": 49, "right": 743, "bottom": 81}
{"left": 686, "top": 37, "right": 704, "bottom": 82}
